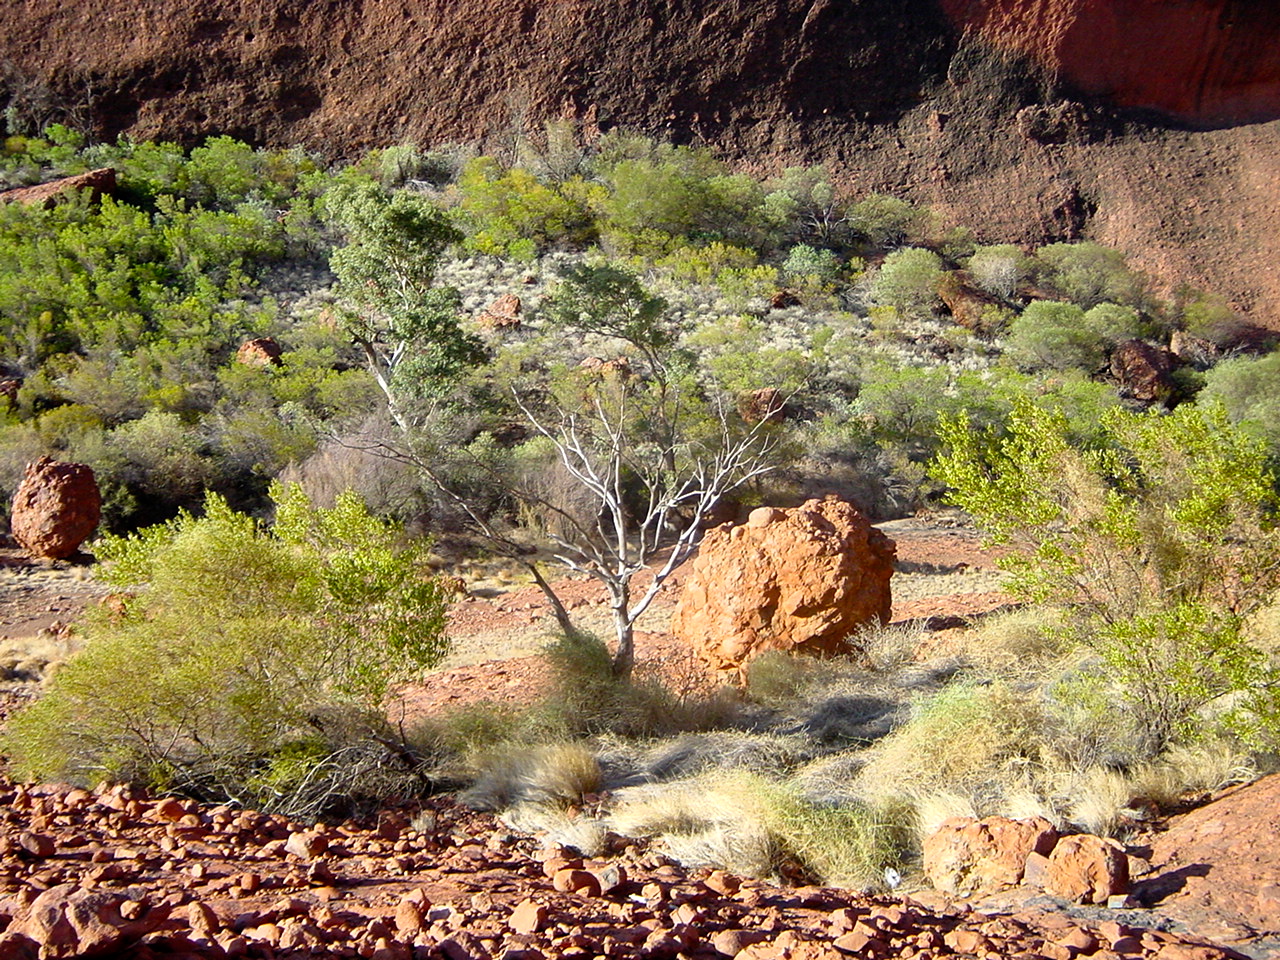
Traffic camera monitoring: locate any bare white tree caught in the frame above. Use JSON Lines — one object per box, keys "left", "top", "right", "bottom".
{"left": 513, "top": 385, "right": 782, "bottom": 676}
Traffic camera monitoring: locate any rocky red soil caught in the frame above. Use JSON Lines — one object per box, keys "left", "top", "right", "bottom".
{"left": 0, "top": 776, "right": 1250, "bottom": 960}
{"left": 5, "top": 3, "right": 1280, "bottom": 324}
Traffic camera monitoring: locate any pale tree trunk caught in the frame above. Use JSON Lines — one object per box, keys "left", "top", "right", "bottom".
{"left": 609, "top": 580, "right": 634, "bottom": 678}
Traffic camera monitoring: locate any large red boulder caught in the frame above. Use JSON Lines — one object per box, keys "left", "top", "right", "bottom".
{"left": 9, "top": 457, "right": 102, "bottom": 560}
{"left": 1110, "top": 339, "right": 1176, "bottom": 402}
{"left": 923, "top": 816, "right": 1059, "bottom": 896}
{"left": 1046, "top": 834, "right": 1131, "bottom": 904}
{"left": 235, "top": 337, "right": 284, "bottom": 366}
{"left": 671, "top": 498, "right": 895, "bottom": 677}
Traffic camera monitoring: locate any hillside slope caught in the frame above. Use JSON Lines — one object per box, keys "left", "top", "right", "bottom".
{"left": 4, "top": 0, "right": 1280, "bottom": 323}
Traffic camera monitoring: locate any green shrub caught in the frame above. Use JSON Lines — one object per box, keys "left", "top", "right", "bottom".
{"left": 1198, "top": 351, "right": 1280, "bottom": 451}
{"left": 1, "top": 483, "right": 451, "bottom": 809}
{"left": 781, "top": 244, "right": 842, "bottom": 298}
{"left": 453, "top": 156, "right": 599, "bottom": 258}
{"left": 1031, "top": 242, "right": 1148, "bottom": 309}
{"left": 1004, "top": 300, "right": 1102, "bottom": 372}
{"left": 868, "top": 248, "right": 943, "bottom": 318}
{"left": 933, "top": 400, "right": 1280, "bottom": 751}
{"left": 849, "top": 194, "right": 924, "bottom": 249}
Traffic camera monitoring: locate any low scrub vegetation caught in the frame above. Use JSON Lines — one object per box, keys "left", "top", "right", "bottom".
{"left": 1, "top": 483, "right": 450, "bottom": 818}
{"left": 4, "top": 121, "right": 1280, "bottom": 894}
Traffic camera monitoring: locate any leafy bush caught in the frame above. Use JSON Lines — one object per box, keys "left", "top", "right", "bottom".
{"left": 868, "top": 248, "right": 943, "bottom": 317}
{"left": 1031, "top": 242, "right": 1148, "bottom": 309}
{"left": 934, "top": 401, "right": 1280, "bottom": 750}
{"left": 595, "top": 138, "right": 768, "bottom": 253}
{"left": 452, "top": 156, "right": 599, "bottom": 258}
{"left": 1, "top": 484, "right": 451, "bottom": 809}
{"left": 1198, "top": 351, "right": 1280, "bottom": 451}
{"left": 849, "top": 194, "right": 924, "bottom": 249}
{"left": 1004, "top": 300, "right": 1102, "bottom": 372}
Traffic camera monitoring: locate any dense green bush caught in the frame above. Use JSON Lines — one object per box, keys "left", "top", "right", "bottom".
{"left": 1198, "top": 351, "right": 1280, "bottom": 451}
{"left": 1031, "top": 242, "right": 1148, "bottom": 309}
{"left": 1004, "top": 301, "right": 1100, "bottom": 371}
{"left": 1, "top": 484, "right": 450, "bottom": 808}
{"left": 849, "top": 194, "right": 924, "bottom": 248}
{"left": 934, "top": 401, "right": 1280, "bottom": 750}
{"left": 452, "top": 156, "right": 599, "bottom": 259}
{"left": 868, "top": 248, "right": 943, "bottom": 317}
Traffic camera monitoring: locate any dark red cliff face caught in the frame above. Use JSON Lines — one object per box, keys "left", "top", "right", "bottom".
{"left": 940, "top": 0, "right": 1280, "bottom": 127}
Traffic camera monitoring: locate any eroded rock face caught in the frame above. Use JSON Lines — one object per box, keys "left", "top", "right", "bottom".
{"left": 923, "top": 816, "right": 1059, "bottom": 897}
{"left": 671, "top": 498, "right": 895, "bottom": 676}
{"left": 9, "top": 458, "right": 101, "bottom": 560}
{"left": 940, "top": 0, "right": 1280, "bottom": 127}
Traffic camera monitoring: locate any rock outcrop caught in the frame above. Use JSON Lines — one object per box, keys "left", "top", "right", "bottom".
{"left": 9, "top": 458, "right": 101, "bottom": 561}
{"left": 940, "top": 0, "right": 1280, "bottom": 127}
{"left": 0, "top": 168, "right": 116, "bottom": 209}
{"left": 6, "top": 5, "right": 1280, "bottom": 325}
{"left": 737, "top": 387, "right": 788, "bottom": 425}
{"left": 234, "top": 337, "right": 283, "bottom": 367}
{"left": 475, "top": 293, "right": 522, "bottom": 331}
{"left": 671, "top": 498, "right": 895, "bottom": 676}
{"left": 1046, "top": 834, "right": 1131, "bottom": 905}
{"left": 923, "top": 816, "right": 1059, "bottom": 897}
{"left": 1110, "top": 339, "right": 1176, "bottom": 402}
{"left": 7, "top": 884, "right": 170, "bottom": 958}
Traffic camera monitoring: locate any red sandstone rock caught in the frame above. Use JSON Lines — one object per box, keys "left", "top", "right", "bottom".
{"left": 923, "top": 815, "right": 1059, "bottom": 896}
{"left": 284, "top": 830, "right": 329, "bottom": 859}
{"left": 17, "top": 832, "right": 54, "bottom": 859}
{"left": 1046, "top": 834, "right": 1130, "bottom": 904}
{"left": 9, "top": 884, "right": 170, "bottom": 958}
{"left": 939, "top": 271, "right": 1005, "bottom": 331}
{"left": 509, "top": 898, "right": 546, "bottom": 935}
{"left": 235, "top": 337, "right": 284, "bottom": 366}
{"left": 476, "top": 293, "right": 522, "bottom": 330}
{"left": 1110, "top": 339, "right": 1176, "bottom": 402}
{"left": 0, "top": 169, "right": 117, "bottom": 209}
{"left": 938, "top": 1, "right": 1280, "bottom": 127}
{"left": 552, "top": 868, "right": 601, "bottom": 897}
{"left": 671, "top": 498, "right": 895, "bottom": 676}
{"left": 9, "top": 457, "right": 101, "bottom": 560}
{"left": 738, "top": 387, "right": 788, "bottom": 425}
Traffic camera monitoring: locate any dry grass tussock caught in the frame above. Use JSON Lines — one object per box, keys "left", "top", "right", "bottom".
{"left": 1059, "top": 740, "right": 1258, "bottom": 836}
{"left": 609, "top": 770, "right": 912, "bottom": 890}
{"left": 0, "top": 628, "right": 84, "bottom": 683}
{"left": 500, "top": 802, "right": 609, "bottom": 857}
{"left": 459, "top": 741, "right": 601, "bottom": 812}
{"left": 854, "top": 678, "right": 1042, "bottom": 803}
{"left": 957, "top": 607, "right": 1073, "bottom": 677}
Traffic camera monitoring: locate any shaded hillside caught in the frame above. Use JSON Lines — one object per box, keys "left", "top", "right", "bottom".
{"left": 4, "top": 0, "right": 1280, "bottom": 323}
